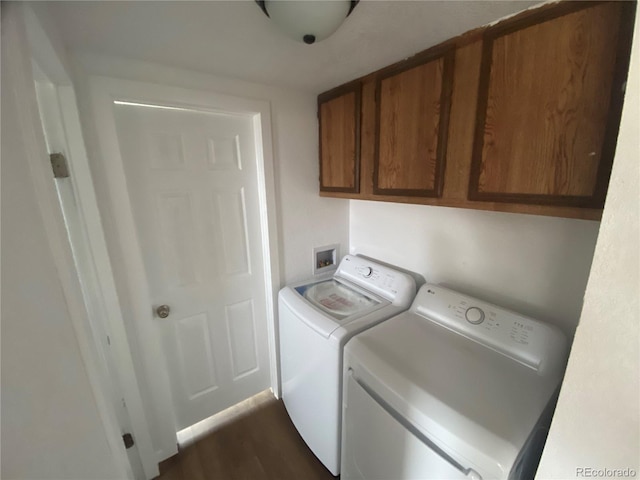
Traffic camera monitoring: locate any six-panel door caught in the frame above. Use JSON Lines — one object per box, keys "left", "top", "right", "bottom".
{"left": 113, "top": 102, "right": 271, "bottom": 430}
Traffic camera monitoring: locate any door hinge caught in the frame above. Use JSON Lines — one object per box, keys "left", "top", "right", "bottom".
{"left": 50, "top": 152, "right": 70, "bottom": 178}
{"left": 122, "top": 433, "right": 135, "bottom": 449}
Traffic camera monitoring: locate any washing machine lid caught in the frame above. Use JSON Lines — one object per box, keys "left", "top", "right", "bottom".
{"left": 296, "top": 279, "right": 380, "bottom": 321}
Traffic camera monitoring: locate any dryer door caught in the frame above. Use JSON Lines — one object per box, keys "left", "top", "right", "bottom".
{"left": 342, "top": 371, "right": 483, "bottom": 480}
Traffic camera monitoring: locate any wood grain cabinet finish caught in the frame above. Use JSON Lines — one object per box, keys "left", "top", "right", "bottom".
{"left": 318, "top": 84, "right": 361, "bottom": 193}
{"left": 317, "top": 1, "right": 635, "bottom": 220}
{"left": 470, "top": 1, "right": 635, "bottom": 208}
{"left": 374, "top": 50, "right": 454, "bottom": 197}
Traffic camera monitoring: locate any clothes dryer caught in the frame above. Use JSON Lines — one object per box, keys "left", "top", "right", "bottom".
{"left": 342, "top": 283, "right": 567, "bottom": 480}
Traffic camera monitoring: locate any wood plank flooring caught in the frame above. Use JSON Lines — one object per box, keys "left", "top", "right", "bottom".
{"left": 156, "top": 394, "right": 335, "bottom": 480}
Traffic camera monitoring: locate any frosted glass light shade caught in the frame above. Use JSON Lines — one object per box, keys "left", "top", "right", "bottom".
{"left": 264, "top": 1, "right": 353, "bottom": 44}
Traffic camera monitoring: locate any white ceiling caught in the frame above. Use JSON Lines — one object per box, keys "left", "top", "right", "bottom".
{"left": 45, "top": 0, "right": 538, "bottom": 94}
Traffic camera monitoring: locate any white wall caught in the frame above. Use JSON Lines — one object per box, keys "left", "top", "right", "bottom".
{"left": 536, "top": 12, "right": 640, "bottom": 478}
{"left": 70, "top": 52, "right": 350, "bottom": 286}
{"left": 350, "top": 202, "right": 599, "bottom": 336}
{"left": 0, "top": 5, "right": 122, "bottom": 478}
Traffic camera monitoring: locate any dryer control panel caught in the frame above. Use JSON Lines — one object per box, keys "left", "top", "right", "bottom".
{"left": 335, "top": 255, "right": 416, "bottom": 307}
{"left": 413, "top": 284, "right": 567, "bottom": 376}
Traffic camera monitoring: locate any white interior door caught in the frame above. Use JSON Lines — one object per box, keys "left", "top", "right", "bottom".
{"left": 112, "top": 101, "right": 271, "bottom": 430}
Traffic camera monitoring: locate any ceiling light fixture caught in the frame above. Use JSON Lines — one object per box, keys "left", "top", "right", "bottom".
{"left": 256, "top": 0, "right": 359, "bottom": 45}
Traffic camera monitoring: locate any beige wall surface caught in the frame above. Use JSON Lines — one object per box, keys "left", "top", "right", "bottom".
{"left": 0, "top": 5, "right": 123, "bottom": 479}
{"left": 536, "top": 12, "right": 640, "bottom": 479}
{"left": 350, "top": 201, "right": 599, "bottom": 337}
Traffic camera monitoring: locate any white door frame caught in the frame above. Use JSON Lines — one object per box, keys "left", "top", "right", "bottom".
{"left": 11, "top": 4, "right": 146, "bottom": 479}
{"left": 88, "top": 75, "right": 282, "bottom": 459}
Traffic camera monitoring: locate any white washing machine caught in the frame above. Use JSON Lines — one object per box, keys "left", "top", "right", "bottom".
{"left": 341, "top": 283, "right": 568, "bottom": 480}
{"left": 279, "top": 254, "right": 416, "bottom": 475}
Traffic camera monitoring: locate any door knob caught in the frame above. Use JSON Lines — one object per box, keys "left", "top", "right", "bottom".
{"left": 156, "top": 305, "right": 171, "bottom": 318}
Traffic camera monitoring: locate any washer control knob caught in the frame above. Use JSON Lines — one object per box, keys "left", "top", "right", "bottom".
{"left": 465, "top": 307, "right": 485, "bottom": 325}
{"left": 359, "top": 266, "right": 373, "bottom": 278}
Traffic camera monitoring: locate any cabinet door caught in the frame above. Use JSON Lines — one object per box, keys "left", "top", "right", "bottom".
{"left": 469, "top": 1, "right": 634, "bottom": 207}
{"left": 374, "top": 50, "right": 454, "bottom": 197}
{"left": 319, "top": 84, "right": 361, "bottom": 193}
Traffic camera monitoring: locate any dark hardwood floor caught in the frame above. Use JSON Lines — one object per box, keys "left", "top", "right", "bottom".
{"left": 156, "top": 395, "right": 335, "bottom": 480}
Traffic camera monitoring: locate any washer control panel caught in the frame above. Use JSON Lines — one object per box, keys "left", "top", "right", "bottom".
{"left": 335, "top": 255, "right": 416, "bottom": 307}
{"left": 413, "top": 284, "right": 566, "bottom": 375}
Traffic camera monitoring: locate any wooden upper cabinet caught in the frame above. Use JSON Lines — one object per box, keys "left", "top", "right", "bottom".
{"left": 317, "top": 1, "right": 634, "bottom": 219}
{"left": 374, "top": 49, "right": 455, "bottom": 197}
{"left": 318, "top": 84, "right": 361, "bottom": 193}
{"left": 470, "top": 1, "right": 634, "bottom": 207}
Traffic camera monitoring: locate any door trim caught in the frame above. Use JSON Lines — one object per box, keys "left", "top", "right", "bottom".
{"left": 12, "top": 4, "right": 138, "bottom": 479}
{"left": 88, "top": 75, "right": 282, "bottom": 458}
